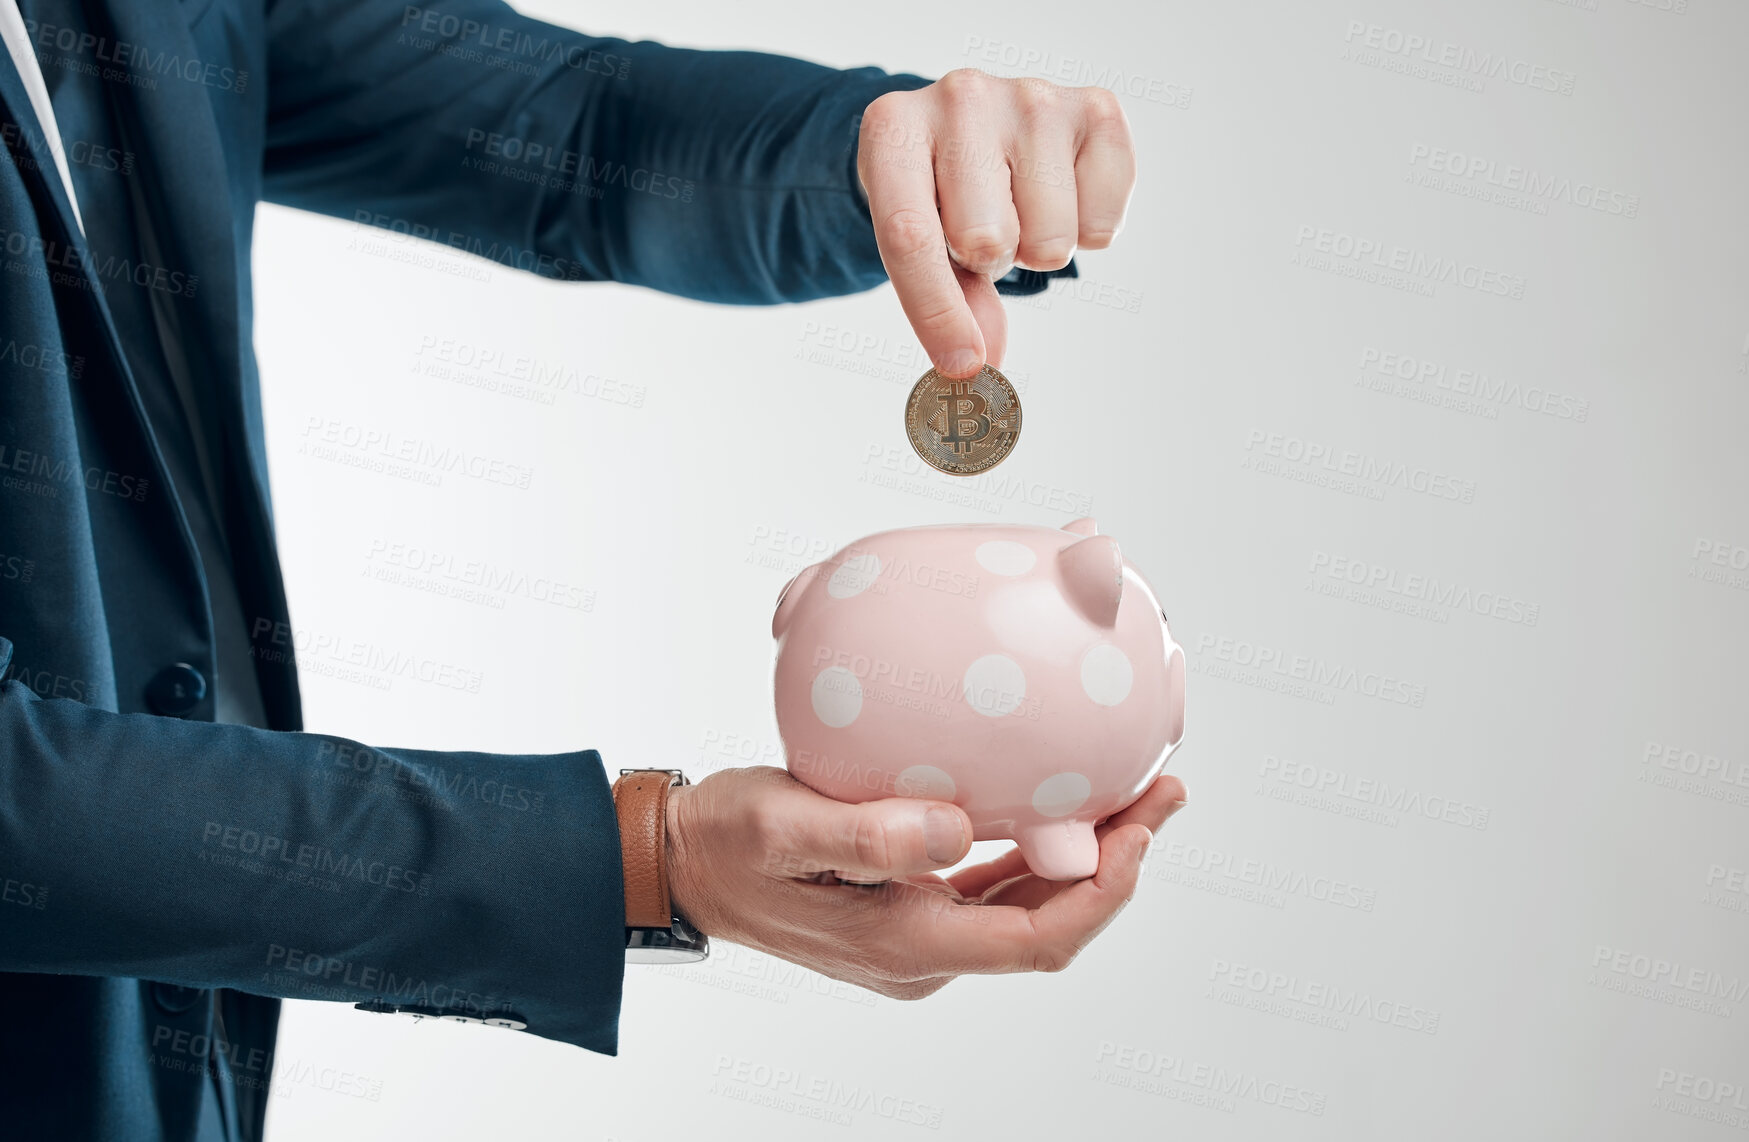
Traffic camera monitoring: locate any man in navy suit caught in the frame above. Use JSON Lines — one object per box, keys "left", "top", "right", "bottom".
{"left": 0, "top": 1, "right": 1186, "bottom": 1138}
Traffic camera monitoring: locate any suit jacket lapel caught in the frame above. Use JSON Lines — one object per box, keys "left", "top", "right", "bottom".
{"left": 0, "top": 32, "right": 83, "bottom": 231}
{"left": 0, "top": 48, "right": 164, "bottom": 455}
{"left": 0, "top": 55, "right": 101, "bottom": 289}
{"left": 90, "top": 0, "right": 244, "bottom": 411}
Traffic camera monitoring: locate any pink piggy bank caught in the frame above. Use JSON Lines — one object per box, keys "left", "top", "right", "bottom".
{"left": 771, "top": 518, "right": 1186, "bottom": 881}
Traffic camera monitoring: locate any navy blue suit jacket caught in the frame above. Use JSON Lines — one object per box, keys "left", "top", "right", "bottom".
{"left": 0, "top": 2, "right": 1066, "bottom": 1138}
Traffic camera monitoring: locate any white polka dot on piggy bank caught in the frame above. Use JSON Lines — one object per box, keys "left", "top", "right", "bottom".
{"left": 770, "top": 520, "right": 1187, "bottom": 882}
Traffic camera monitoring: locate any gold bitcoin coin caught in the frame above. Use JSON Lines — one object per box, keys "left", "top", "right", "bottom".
{"left": 904, "top": 364, "right": 1022, "bottom": 476}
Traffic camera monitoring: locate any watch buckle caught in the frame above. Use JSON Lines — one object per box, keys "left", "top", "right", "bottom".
{"left": 619, "top": 767, "right": 688, "bottom": 785}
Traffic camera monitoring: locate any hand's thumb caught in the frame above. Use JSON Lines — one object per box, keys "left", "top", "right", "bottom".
{"left": 801, "top": 797, "right": 972, "bottom": 882}
{"left": 959, "top": 264, "right": 1007, "bottom": 371}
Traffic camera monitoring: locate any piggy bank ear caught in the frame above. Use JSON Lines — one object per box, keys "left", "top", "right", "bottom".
{"left": 1062, "top": 517, "right": 1098, "bottom": 537}
{"left": 1059, "top": 535, "right": 1123, "bottom": 627}
{"left": 773, "top": 563, "right": 823, "bottom": 640}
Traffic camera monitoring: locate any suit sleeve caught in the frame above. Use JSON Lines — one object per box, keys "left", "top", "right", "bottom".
{"left": 260, "top": 0, "right": 932, "bottom": 303}
{"left": 0, "top": 642, "right": 628, "bottom": 1055}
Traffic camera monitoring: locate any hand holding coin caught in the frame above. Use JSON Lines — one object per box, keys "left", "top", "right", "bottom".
{"left": 857, "top": 69, "right": 1137, "bottom": 379}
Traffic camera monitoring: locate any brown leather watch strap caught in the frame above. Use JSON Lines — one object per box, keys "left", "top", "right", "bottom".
{"left": 612, "top": 770, "right": 677, "bottom": 929}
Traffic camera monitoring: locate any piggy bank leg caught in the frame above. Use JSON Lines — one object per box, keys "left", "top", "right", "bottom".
{"left": 1015, "top": 819, "right": 1100, "bottom": 881}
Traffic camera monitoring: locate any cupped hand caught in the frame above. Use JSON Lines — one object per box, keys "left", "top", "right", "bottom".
{"left": 856, "top": 69, "right": 1138, "bottom": 378}
{"left": 915, "top": 771, "right": 1187, "bottom": 912}
{"left": 664, "top": 766, "right": 1185, "bottom": 1000}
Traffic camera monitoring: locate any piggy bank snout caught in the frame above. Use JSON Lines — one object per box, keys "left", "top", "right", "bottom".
{"left": 1164, "top": 640, "right": 1187, "bottom": 750}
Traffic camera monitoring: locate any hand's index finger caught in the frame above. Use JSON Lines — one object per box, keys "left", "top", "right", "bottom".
{"left": 1022, "top": 823, "right": 1152, "bottom": 968}
{"left": 858, "top": 106, "right": 986, "bottom": 378}
{"left": 1098, "top": 774, "right": 1188, "bottom": 836}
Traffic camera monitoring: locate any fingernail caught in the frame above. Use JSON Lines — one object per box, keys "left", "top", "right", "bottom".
{"left": 924, "top": 807, "right": 965, "bottom": 863}
{"left": 1164, "top": 799, "right": 1188, "bottom": 821}
{"left": 939, "top": 349, "right": 981, "bottom": 378}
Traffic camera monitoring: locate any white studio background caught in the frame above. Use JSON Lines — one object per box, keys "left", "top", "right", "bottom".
{"left": 249, "top": 1, "right": 1748, "bottom": 1139}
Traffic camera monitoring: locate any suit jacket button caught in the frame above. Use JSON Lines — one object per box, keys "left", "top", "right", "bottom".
{"left": 151, "top": 982, "right": 205, "bottom": 1014}
{"left": 146, "top": 663, "right": 206, "bottom": 716}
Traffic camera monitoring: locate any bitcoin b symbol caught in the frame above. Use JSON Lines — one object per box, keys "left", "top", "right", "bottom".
{"left": 936, "top": 382, "right": 990, "bottom": 454}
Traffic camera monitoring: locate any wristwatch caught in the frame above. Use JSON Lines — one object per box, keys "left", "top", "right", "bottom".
{"left": 613, "top": 768, "right": 710, "bottom": 964}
